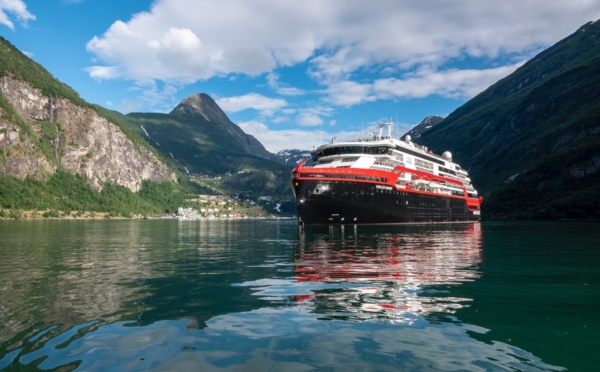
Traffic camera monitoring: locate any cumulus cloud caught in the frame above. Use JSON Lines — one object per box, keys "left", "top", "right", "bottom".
{"left": 216, "top": 93, "right": 287, "bottom": 117}
{"left": 86, "top": 0, "right": 600, "bottom": 102}
{"left": 84, "top": 0, "right": 600, "bottom": 145}
{"left": 324, "top": 80, "right": 376, "bottom": 107}
{"left": 267, "top": 73, "right": 305, "bottom": 96}
{"left": 239, "top": 120, "right": 362, "bottom": 152}
{"left": 0, "top": 0, "right": 35, "bottom": 30}
{"left": 87, "top": 22, "right": 210, "bottom": 83}
{"left": 319, "top": 62, "right": 525, "bottom": 107}
{"left": 374, "top": 63, "right": 526, "bottom": 101}
{"left": 296, "top": 112, "right": 324, "bottom": 127}
{"left": 238, "top": 119, "right": 413, "bottom": 152}
{"left": 86, "top": 66, "right": 122, "bottom": 80}
{"left": 86, "top": 0, "right": 320, "bottom": 82}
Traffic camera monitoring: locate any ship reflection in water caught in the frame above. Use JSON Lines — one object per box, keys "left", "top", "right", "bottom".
{"left": 294, "top": 223, "right": 483, "bottom": 323}
{"left": 2, "top": 221, "right": 570, "bottom": 371}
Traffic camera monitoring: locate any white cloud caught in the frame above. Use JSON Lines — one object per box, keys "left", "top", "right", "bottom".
{"left": 324, "top": 80, "right": 375, "bottom": 107}
{"left": 85, "top": 0, "right": 600, "bottom": 103}
{"left": 319, "top": 62, "right": 525, "bottom": 108}
{"left": 154, "top": 28, "right": 210, "bottom": 79}
{"left": 216, "top": 93, "right": 287, "bottom": 117}
{"left": 86, "top": 0, "right": 321, "bottom": 82}
{"left": 266, "top": 73, "right": 305, "bottom": 96}
{"left": 373, "top": 63, "right": 525, "bottom": 100}
{"left": 296, "top": 112, "right": 323, "bottom": 127}
{"left": 85, "top": 66, "right": 122, "bottom": 80}
{"left": 237, "top": 121, "right": 320, "bottom": 152}
{"left": 87, "top": 21, "right": 211, "bottom": 83}
{"left": 238, "top": 120, "right": 361, "bottom": 152}
{"left": 84, "top": 0, "right": 600, "bottom": 81}
{"left": 0, "top": 0, "right": 35, "bottom": 30}
{"left": 129, "top": 81, "right": 179, "bottom": 110}
{"left": 238, "top": 119, "right": 415, "bottom": 152}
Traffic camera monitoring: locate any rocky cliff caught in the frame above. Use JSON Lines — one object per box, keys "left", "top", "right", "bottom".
{"left": 0, "top": 76, "right": 176, "bottom": 191}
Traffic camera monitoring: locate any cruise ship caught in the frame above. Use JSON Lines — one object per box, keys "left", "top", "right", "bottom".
{"left": 291, "top": 122, "right": 482, "bottom": 225}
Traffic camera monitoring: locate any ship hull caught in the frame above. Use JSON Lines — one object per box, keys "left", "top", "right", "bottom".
{"left": 294, "top": 179, "right": 480, "bottom": 225}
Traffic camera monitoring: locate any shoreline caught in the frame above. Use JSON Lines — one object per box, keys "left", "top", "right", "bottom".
{"left": 0, "top": 211, "right": 295, "bottom": 221}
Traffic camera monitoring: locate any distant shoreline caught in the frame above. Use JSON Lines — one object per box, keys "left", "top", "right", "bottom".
{"left": 0, "top": 212, "right": 294, "bottom": 221}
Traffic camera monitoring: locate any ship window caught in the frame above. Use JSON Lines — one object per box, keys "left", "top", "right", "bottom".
{"left": 393, "top": 152, "right": 404, "bottom": 162}
{"left": 439, "top": 166, "right": 456, "bottom": 175}
{"left": 415, "top": 158, "right": 433, "bottom": 170}
{"left": 372, "top": 159, "right": 395, "bottom": 168}
{"left": 397, "top": 146, "right": 445, "bottom": 165}
{"left": 297, "top": 173, "right": 388, "bottom": 183}
{"left": 313, "top": 145, "right": 394, "bottom": 158}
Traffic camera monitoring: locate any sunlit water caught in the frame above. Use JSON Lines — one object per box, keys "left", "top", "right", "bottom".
{"left": 0, "top": 220, "right": 598, "bottom": 371}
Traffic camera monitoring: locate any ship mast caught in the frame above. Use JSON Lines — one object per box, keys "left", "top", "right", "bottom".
{"left": 377, "top": 121, "right": 393, "bottom": 140}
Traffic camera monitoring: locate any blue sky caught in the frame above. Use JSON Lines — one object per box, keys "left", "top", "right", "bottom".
{"left": 2, "top": 1, "right": 600, "bottom": 152}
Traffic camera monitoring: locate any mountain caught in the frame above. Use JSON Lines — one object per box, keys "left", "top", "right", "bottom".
{"left": 122, "top": 93, "right": 276, "bottom": 175}
{"left": 170, "top": 93, "right": 273, "bottom": 160}
{"left": 0, "top": 35, "right": 297, "bottom": 216}
{"left": 415, "top": 20, "right": 600, "bottom": 219}
{"left": 274, "top": 149, "right": 312, "bottom": 166}
{"left": 0, "top": 37, "right": 176, "bottom": 192}
{"left": 404, "top": 116, "right": 443, "bottom": 140}
{"left": 120, "top": 93, "right": 294, "bottom": 202}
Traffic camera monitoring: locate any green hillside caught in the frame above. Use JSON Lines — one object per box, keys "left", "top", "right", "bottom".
{"left": 0, "top": 37, "right": 84, "bottom": 105}
{"left": 119, "top": 94, "right": 294, "bottom": 208}
{"left": 0, "top": 35, "right": 295, "bottom": 217}
{"left": 417, "top": 20, "right": 600, "bottom": 220}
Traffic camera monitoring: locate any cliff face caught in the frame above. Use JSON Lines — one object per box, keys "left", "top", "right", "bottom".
{"left": 0, "top": 76, "right": 176, "bottom": 191}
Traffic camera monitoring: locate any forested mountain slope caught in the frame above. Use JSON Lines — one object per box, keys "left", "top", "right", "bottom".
{"left": 416, "top": 20, "right": 600, "bottom": 219}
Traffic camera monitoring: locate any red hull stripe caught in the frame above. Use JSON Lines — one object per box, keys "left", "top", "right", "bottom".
{"left": 292, "top": 161, "right": 482, "bottom": 208}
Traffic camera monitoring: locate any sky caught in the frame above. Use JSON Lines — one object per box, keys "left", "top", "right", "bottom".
{"left": 2, "top": 1, "right": 600, "bottom": 153}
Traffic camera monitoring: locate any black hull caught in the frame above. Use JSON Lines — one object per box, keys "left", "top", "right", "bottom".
{"left": 295, "top": 179, "right": 479, "bottom": 225}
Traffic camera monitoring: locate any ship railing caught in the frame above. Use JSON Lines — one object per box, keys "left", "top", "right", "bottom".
{"left": 370, "top": 165, "right": 394, "bottom": 172}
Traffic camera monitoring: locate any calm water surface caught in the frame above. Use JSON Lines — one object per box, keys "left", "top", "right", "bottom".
{"left": 0, "top": 220, "right": 598, "bottom": 371}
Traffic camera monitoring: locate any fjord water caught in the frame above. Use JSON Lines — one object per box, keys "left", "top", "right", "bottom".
{"left": 0, "top": 220, "right": 598, "bottom": 371}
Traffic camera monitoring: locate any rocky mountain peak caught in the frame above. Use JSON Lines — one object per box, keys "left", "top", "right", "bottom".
{"left": 170, "top": 93, "right": 229, "bottom": 123}
{"left": 404, "top": 116, "right": 443, "bottom": 139}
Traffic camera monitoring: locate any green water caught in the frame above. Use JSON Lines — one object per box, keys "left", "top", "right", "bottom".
{"left": 0, "top": 220, "right": 598, "bottom": 371}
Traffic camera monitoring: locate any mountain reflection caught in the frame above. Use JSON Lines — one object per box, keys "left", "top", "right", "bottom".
{"left": 294, "top": 223, "right": 482, "bottom": 322}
